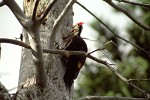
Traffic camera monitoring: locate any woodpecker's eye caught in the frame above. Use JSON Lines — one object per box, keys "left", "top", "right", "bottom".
{"left": 72, "top": 28, "right": 79, "bottom": 34}
{"left": 75, "top": 28, "right": 79, "bottom": 32}
{"left": 73, "top": 28, "right": 79, "bottom": 35}
{"left": 72, "top": 29, "right": 76, "bottom": 33}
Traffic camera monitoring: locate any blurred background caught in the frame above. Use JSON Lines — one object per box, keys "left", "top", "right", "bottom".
{"left": 0, "top": 0, "right": 150, "bottom": 98}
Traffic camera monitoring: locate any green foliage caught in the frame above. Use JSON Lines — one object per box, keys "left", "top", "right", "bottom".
{"left": 75, "top": 0, "right": 150, "bottom": 98}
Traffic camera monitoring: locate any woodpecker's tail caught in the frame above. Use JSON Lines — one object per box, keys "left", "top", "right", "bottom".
{"left": 63, "top": 68, "right": 75, "bottom": 91}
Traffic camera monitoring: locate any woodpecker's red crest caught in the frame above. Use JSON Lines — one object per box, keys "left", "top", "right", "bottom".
{"left": 77, "top": 22, "right": 84, "bottom": 26}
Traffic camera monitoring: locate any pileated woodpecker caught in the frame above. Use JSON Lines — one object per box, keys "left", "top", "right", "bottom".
{"left": 62, "top": 22, "right": 87, "bottom": 91}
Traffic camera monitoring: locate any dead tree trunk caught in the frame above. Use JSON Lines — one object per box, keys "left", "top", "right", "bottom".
{"left": 17, "top": 0, "right": 73, "bottom": 99}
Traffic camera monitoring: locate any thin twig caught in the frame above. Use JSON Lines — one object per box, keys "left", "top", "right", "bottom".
{"left": 76, "top": 1, "right": 150, "bottom": 55}
{"left": 32, "top": 0, "right": 40, "bottom": 21}
{"left": 113, "top": 33, "right": 150, "bottom": 54}
{"left": 102, "top": 40, "right": 116, "bottom": 48}
{"left": 82, "top": 37, "right": 103, "bottom": 42}
{"left": 76, "top": 96, "right": 146, "bottom": 100}
{"left": 49, "top": 0, "right": 77, "bottom": 48}
{"left": 88, "top": 48, "right": 105, "bottom": 55}
{"left": 128, "top": 78, "right": 150, "bottom": 82}
{"left": 115, "top": 0, "right": 150, "bottom": 8}
{"left": 101, "top": 50, "right": 113, "bottom": 64}
{"left": 39, "top": 0, "right": 58, "bottom": 24}
{"left": 101, "top": 40, "right": 117, "bottom": 64}
{"left": 104, "top": 0, "right": 150, "bottom": 31}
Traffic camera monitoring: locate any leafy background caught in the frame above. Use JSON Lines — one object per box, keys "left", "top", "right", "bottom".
{"left": 75, "top": 0, "right": 150, "bottom": 98}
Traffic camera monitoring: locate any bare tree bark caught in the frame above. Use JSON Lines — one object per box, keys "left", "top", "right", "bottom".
{"left": 0, "top": 82, "right": 11, "bottom": 100}
{"left": 17, "top": 0, "right": 73, "bottom": 99}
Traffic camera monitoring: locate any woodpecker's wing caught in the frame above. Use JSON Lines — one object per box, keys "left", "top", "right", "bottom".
{"left": 62, "top": 22, "right": 86, "bottom": 91}
{"left": 63, "top": 36, "right": 87, "bottom": 91}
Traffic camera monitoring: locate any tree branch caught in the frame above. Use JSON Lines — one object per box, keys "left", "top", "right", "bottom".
{"left": 1, "top": 38, "right": 149, "bottom": 97}
{"left": 49, "top": 0, "right": 77, "bottom": 48}
{"left": 104, "top": 0, "right": 150, "bottom": 31}
{"left": 76, "top": 1, "right": 150, "bottom": 55}
{"left": 32, "top": 0, "right": 40, "bottom": 21}
{"left": 29, "top": 29, "right": 46, "bottom": 88}
{"left": 0, "top": 38, "right": 30, "bottom": 49}
{"left": 3, "top": 0, "right": 28, "bottom": 27}
{"left": 39, "top": 0, "right": 58, "bottom": 24}
{"left": 76, "top": 96, "right": 146, "bottom": 100}
{"left": 0, "top": 38, "right": 85, "bottom": 56}
{"left": 128, "top": 78, "right": 150, "bottom": 82}
{"left": 115, "top": 0, "right": 150, "bottom": 9}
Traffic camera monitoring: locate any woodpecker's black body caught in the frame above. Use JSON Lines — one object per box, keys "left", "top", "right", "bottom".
{"left": 62, "top": 22, "right": 87, "bottom": 91}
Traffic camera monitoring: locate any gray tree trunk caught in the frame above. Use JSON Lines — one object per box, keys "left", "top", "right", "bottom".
{"left": 17, "top": 0, "right": 73, "bottom": 99}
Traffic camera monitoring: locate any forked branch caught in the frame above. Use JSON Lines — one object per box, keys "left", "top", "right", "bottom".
{"left": 104, "top": 0, "right": 150, "bottom": 31}
{"left": 3, "top": 0, "right": 28, "bottom": 27}
{"left": 49, "top": 0, "right": 77, "bottom": 48}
